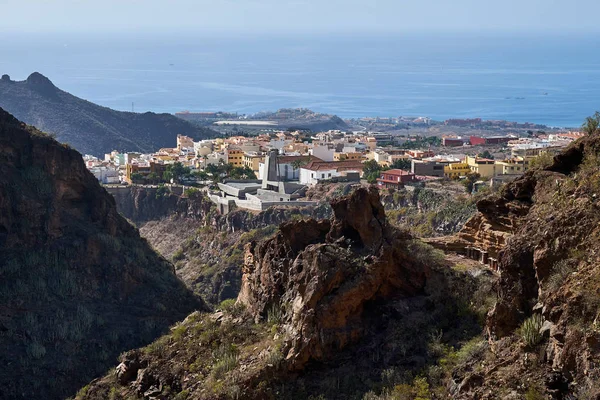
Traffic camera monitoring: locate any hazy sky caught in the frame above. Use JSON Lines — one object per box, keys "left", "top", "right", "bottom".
{"left": 1, "top": 0, "right": 598, "bottom": 34}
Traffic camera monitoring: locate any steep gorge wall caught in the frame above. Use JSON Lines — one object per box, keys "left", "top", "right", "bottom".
{"left": 0, "top": 108, "right": 204, "bottom": 400}
{"left": 110, "top": 185, "right": 331, "bottom": 232}
{"left": 447, "top": 133, "right": 600, "bottom": 399}
{"left": 109, "top": 185, "right": 333, "bottom": 306}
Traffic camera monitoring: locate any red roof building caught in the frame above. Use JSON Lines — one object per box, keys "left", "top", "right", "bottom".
{"left": 469, "top": 136, "right": 513, "bottom": 146}
{"left": 376, "top": 169, "right": 417, "bottom": 188}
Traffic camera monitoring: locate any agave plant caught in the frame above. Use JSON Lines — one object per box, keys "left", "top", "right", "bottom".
{"left": 520, "top": 313, "right": 544, "bottom": 348}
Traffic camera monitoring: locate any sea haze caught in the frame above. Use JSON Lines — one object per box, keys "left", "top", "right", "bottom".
{"left": 2, "top": 32, "right": 599, "bottom": 127}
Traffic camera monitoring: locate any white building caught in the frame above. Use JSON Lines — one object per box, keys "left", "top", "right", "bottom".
{"left": 90, "top": 166, "right": 120, "bottom": 184}
{"left": 310, "top": 145, "right": 334, "bottom": 162}
{"left": 299, "top": 160, "right": 363, "bottom": 186}
{"left": 300, "top": 166, "right": 338, "bottom": 186}
{"left": 258, "top": 155, "right": 314, "bottom": 181}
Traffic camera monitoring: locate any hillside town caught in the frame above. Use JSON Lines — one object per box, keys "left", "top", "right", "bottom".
{"left": 83, "top": 129, "right": 584, "bottom": 211}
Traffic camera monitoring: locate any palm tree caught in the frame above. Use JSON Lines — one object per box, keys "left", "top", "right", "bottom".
{"left": 290, "top": 159, "right": 304, "bottom": 179}
{"left": 582, "top": 112, "right": 600, "bottom": 135}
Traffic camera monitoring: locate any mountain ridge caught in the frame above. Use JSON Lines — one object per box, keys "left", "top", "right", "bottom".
{"left": 0, "top": 73, "right": 217, "bottom": 156}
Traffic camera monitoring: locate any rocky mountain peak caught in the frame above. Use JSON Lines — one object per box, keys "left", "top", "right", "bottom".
{"left": 26, "top": 71, "right": 55, "bottom": 87}
{"left": 327, "top": 186, "right": 386, "bottom": 251}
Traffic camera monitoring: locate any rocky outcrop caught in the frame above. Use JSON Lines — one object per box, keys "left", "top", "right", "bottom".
{"left": 425, "top": 178, "right": 532, "bottom": 259}
{"left": 450, "top": 132, "right": 600, "bottom": 399}
{"left": 486, "top": 169, "right": 587, "bottom": 338}
{"left": 0, "top": 108, "right": 204, "bottom": 400}
{"left": 74, "top": 185, "right": 494, "bottom": 400}
{"left": 238, "top": 187, "right": 430, "bottom": 370}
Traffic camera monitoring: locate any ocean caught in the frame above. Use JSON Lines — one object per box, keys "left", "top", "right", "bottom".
{"left": 1, "top": 32, "right": 599, "bottom": 127}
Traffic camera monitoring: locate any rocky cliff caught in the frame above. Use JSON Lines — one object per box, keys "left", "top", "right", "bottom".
{"left": 238, "top": 187, "right": 430, "bottom": 370}
{"left": 0, "top": 73, "right": 217, "bottom": 156}
{"left": 111, "top": 185, "right": 332, "bottom": 305}
{"left": 447, "top": 132, "right": 600, "bottom": 399}
{"left": 112, "top": 185, "right": 332, "bottom": 231}
{"left": 379, "top": 183, "right": 477, "bottom": 237}
{"left": 0, "top": 108, "right": 204, "bottom": 400}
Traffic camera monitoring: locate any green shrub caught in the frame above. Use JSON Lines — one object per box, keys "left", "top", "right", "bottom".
{"left": 454, "top": 338, "right": 487, "bottom": 365}
{"left": 520, "top": 314, "right": 544, "bottom": 348}
{"left": 218, "top": 299, "right": 246, "bottom": 318}
{"left": 211, "top": 344, "right": 239, "bottom": 378}
{"left": 172, "top": 323, "right": 188, "bottom": 341}
{"left": 155, "top": 185, "right": 171, "bottom": 198}
{"left": 407, "top": 240, "right": 445, "bottom": 266}
{"left": 75, "top": 385, "right": 89, "bottom": 400}
{"left": 547, "top": 260, "right": 575, "bottom": 292}
{"left": 267, "top": 303, "right": 283, "bottom": 326}
{"left": 108, "top": 387, "right": 119, "bottom": 400}
{"left": 413, "top": 376, "right": 431, "bottom": 400}
{"left": 529, "top": 152, "right": 554, "bottom": 170}
{"left": 265, "top": 347, "right": 284, "bottom": 369}
{"left": 219, "top": 298, "right": 236, "bottom": 310}
{"left": 184, "top": 188, "right": 200, "bottom": 197}
{"left": 174, "top": 390, "right": 190, "bottom": 400}
{"left": 172, "top": 249, "right": 185, "bottom": 262}
{"left": 525, "top": 386, "right": 545, "bottom": 400}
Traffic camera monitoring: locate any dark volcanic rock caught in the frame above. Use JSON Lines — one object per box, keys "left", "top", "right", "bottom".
{"left": 0, "top": 108, "right": 204, "bottom": 400}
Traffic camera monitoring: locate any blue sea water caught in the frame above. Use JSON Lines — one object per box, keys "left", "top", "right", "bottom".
{"left": 1, "top": 32, "right": 599, "bottom": 127}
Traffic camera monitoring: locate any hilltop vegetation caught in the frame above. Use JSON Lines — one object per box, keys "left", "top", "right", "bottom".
{"left": 0, "top": 73, "right": 217, "bottom": 156}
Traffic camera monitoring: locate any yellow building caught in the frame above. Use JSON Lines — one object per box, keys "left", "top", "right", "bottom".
{"left": 243, "top": 152, "right": 265, "bottom": 173}
{"left": 125, "top": 162, "right": 167, "bottom": 184}
{"left": 444, "top": 162, "right": 471, "bottom": 179}
{"left": 155, "top": 154, "right": 178, "bottom": 162}
{"left": 365, "top": 137, "right": 377, "bottom": 151}
{"left": 333, "top": 152, "right": 364, "bottom": 161}
{"left": 226, "top": 148, "right": 245, "bottom": 167}
{"left": 465, "top": 156, "right": 497, "bottom": 178}
{"left": 494, "top": 157, "right": 529, "bottom": 175}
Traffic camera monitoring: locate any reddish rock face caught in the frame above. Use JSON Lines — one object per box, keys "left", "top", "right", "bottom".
{"left": 454, "top": 132, "right": 600, "bottom": 397}
{"left": 238, "top": 187, "right": 430, "bottom": 370}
